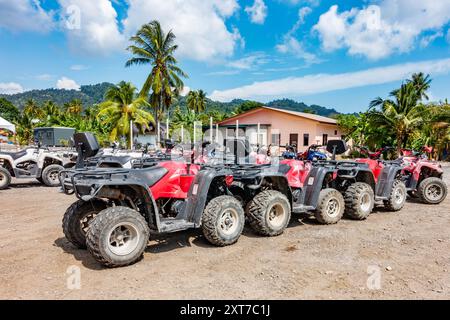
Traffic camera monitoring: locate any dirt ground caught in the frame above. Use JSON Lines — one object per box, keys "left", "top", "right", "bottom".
{"left": 1, "top": 166, "right": 449, "bottom": 300}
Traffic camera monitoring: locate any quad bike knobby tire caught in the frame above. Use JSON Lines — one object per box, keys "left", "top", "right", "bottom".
{"left": 247, "top": 190, "right": 291, "bottom": 236}
{"left": 418, "top": 177, "right": 448, "bottom": 204}
{"left": 344, "top": 182, "right": 374, "bottom": 220}
{"left": 202, "top": 195, "right": 245, "bottom": 246}
{"left": 384, "top": 179, "right": 407, "bottom": 211}
{"left": 86, "top": 206, "right": 150, "bottom": 268}
{"left": 62, "top": 199, "right": 107, "bottom": 249}
{"left": 0, "top": 167, "right": 12, "bottom": 190}
{"left": 314, "top": 188, "right": 345, "bottom": 224}
{"left": 41, "top": 164, "right": 64, "bottom": 187}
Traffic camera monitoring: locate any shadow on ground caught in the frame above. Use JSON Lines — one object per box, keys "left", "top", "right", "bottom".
{"left": 54, "top": 237, "right": 105, "bottom": 271}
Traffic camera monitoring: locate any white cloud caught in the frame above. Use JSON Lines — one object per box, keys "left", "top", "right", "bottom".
{"left": 245, "top": 0, "right": 268, "bottom": 24}
{"left": 58, "top": 0, "right": 125, "bottom": 54}
{"left": 278, "top": 0, "right": 320, "bottom": 7}
{"left": 231, "top": 26, "right": 246, "bottom": 49}
{"left": 209, "top": 57, "right": 450, "bottom": 102}
{"left": 212, "top": 0, "right": 240, "bottom": 17}
{"left": 123, "top": 0, "right": 241, "bottom": 62}
{"left": 206, "top": 70, "right": 241, "bottom": 76}
{"left": 70, "top": 64, "right": 89, "bottom": 71}
{"left": 227, "top": 53, "right": 269, "bottom": 70}
{"left": 1, "top": 0, "right": 242, "bottom": 61}
{"left": 56, "top": 77, "right": 80, "bottom": 90}
{"left": 0, "top": 0, "right": 54, "bottom": 32}
{"left": 314, "top": 2, "right": 450, "bottom": 60}
{"left": 276, "top": 36, "right": 321, "bottom": 65}
{"left": 276, "top": 6, "right": 320, "bottom": 65}
{"left": 0, "top": 82, "right": 24, "bottom": 94}
{"left": 420, "top": 31, "right": 444, "bottom": 48}
{"left": 180, "top": 86, "right": 191, "bottom": 96}
{"left": 36, "top": 74, "right": 54, "bottom": 81}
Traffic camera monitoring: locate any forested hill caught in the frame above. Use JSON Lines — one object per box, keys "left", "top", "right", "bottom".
{"left": 1, "top": 83, "right": 339, "bottom": 117}
{"left": 0, "top": 83, "right": 115, "bottom": 108}
{"left": 200, "top": 98, "right": 339, "bottom": 117}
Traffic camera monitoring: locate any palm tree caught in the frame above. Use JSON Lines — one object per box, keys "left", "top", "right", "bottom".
{"left": 126, "top": 20, "right": 188, "bottom": 127}
{"left": 23, "top": 99, "right": 44, "bottom": 119}
{"left": 186, "top": 90, "right": 199, "bottom": 113}
{"left": 414, "top": 103, "right": 450, "bottom": 159}
{"left": 65, "top": 99, "right": 83, "bottom": 115}
{"left": 197, "top": 90, "right": 207, "bottom": 113}
{"left": 187, "top": 90, "right": 208, "bottom": 114}
{"left": 14, "top": 112, "right": 34, "bottom": 145}
{"left": 171, "top": 106, "right": 198, "bottom": 139}
{"left": 369, "top": 82, "right": 424, "bottom": 153}
{"left": 97, "top": 81, "right": 155, "bottom": 148}
{"left": 408, "top": 72, "right": 431, "bottom": 101}
{"left": 43, "top": 101, "right": 60, "bottom": 117}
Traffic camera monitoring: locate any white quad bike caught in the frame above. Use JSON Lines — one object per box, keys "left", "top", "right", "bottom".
{"left": 0, "top": 147, "right": 76, "bottom": 190}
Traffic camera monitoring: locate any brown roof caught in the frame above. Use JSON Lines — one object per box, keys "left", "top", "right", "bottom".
{"left": 218, "top": 106, "right": 337, "bottom": 125}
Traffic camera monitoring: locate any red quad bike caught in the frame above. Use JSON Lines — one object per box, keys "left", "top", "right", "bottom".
{"left": 298, "top": 141, "right": 406, "bottom": 221}
{"left": 287, "top": 140, "right": 406, "bottom": 222}
{"left": 374, "top": 146, "right": 446, "bottom": 204}
{"left": 230, "top": 141, "right": 347, "bottom": 226}
{"left": 60, "top": 133, "right": 298, "bottom": 267}
{"left": 230, "top": 140, "right": 405, "bottom": 225}
{"left": 399, "top": 147, "right": 447, "bottom": 204}
{"left": 353, "top": 157, "right": 407, "bottom": 213}
{"left": 354, "top": 145, "right": 396, "bottom": 160}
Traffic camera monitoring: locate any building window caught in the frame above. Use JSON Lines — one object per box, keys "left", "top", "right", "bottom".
{"left": 271, "top": 133, "right": 281, "bottom": 145}
{"left": 303, "top": 133, "right": 309, "bottom": 146}
{"left": 334, "top": 130, "right": 338, "bottom": 135}
{"left": 322, "top": 134, "right": 328, "bottom": 146}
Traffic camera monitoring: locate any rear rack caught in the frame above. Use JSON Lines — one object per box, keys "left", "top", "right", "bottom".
{"left": 59, "top": 168, "right": 132, "bottom": 198}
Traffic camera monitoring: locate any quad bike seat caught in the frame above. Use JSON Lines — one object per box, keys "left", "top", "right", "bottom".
{"left": 136, "top": 166, "right": 169, "bottom": 187}
{"left": 0, "top": 149, "right": 27, "bottom": 160}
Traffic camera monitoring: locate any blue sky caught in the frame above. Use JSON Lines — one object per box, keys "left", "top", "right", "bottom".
{"left": 0, "top": 0, "right": 449, "bottom": 113}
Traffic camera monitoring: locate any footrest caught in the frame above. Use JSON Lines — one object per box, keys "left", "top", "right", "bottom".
{"left": 159, "top": 218, "right": 195, "bottom": 233}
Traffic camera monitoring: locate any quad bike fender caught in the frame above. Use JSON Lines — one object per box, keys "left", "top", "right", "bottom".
{"left": 405, "top": 162, "right": 443, "bottom": 190}
{"left": 0, "top": 157, "right": 14, "bottom": 176}
{"left": 255, "top": 173, "right": 293, "bottom": 206}
{"left": 184, "top": 168, "right": 232, "bottom": 226}
{"left": 41, "top": 155, "right": 64, "bottom": 167}
{"left": 301, "top": 166, "right": 335, "bottom": 207}
{"left": 63, "top": 162, "right": 76, "bottom": 169}
{"left": 354, "top": 169, "right": 376, "bottom": 191}
{"left": 67, "top": 168, "right": 166, "bottom": 231}
{"left": 415, "top": 162, "right": 443, "bottom": 179}
{"left": 375, "top": 165, "right": 402, "bottom": 198}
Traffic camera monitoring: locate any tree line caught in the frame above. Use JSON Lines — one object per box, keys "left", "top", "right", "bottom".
{"left": 337, "top": 73, "right": 450, "bottom": 160}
